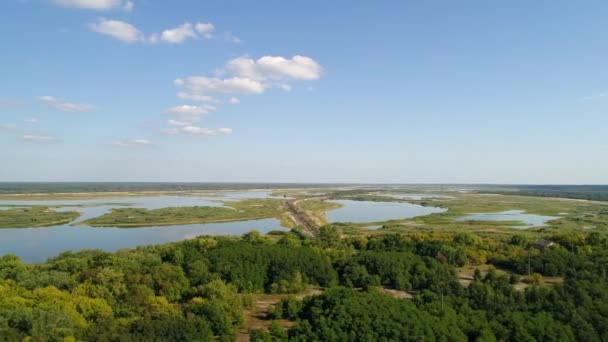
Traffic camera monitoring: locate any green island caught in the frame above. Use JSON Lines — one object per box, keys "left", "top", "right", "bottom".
{"left": 81, "top": 198, "right": 293, "bottom": 228}
{"left": 0, "top": 206, "right": 80, "bottom": 228}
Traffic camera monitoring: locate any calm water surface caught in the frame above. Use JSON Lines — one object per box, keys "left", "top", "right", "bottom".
{"left": 326, "top": 200, "right": 446, "bottom": 223}
{"left": 0, "top": 191, "right": 287, "bottom": 263}
{"left": 455, "top": 210, "right": 559, "bottom": 229}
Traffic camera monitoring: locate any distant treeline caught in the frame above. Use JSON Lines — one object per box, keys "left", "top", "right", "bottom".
{"left": 479, "top": 185, "right": 608, "bottom": 202}
{"left": 0, "top": 182, "right": 348, "bottom": 194}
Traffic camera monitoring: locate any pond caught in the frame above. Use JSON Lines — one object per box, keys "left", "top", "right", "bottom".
{"left": 325, "top": 200, "right": 446, "bottom": 223}
{"left": 0, "top": 191, "right": 287, "bottom": 263}
{"left": 455, "top": 210, "right": 559, "bottom": 229}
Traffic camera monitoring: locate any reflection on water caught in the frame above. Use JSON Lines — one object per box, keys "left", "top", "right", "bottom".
{"left": 326, "top": 200, "right": 446, "bottom": 223}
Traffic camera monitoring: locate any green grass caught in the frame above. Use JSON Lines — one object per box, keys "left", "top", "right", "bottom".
{"left": 297, "top": 199, "right": 342, "bottom": 226}
{"left": 81, "top": 198, "right": 288, "bottom": 227}
{"left": 0, "top": 207, "right": 80, "bottom": 228}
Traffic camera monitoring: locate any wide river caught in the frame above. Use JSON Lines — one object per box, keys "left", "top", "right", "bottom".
{"left": 1, "top": 192, "right": 449, "bottom": 262}
{"left": 0, "top": 191, "right": 287, "bottom": 263}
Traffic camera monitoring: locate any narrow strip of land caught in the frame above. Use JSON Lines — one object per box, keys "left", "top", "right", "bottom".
{"left": 285, "top": 199, "right": 319, "bottom": 237}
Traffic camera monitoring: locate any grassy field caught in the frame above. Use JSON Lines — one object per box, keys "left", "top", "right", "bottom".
{"left": 0, "top": 207, "right": 80, "bottom": 228}
{"left": 296, "top": 198, "right": 342, "bottom": 226}
{"left": 81, "top": 198, "right": 288, "bottom": 227}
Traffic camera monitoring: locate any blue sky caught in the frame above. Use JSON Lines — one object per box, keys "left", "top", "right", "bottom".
{"left": 1, "top": 0, "right": 607, "bottom": 183}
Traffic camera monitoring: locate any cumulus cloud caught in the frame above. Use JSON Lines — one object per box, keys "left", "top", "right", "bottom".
{"left": 180, "top": 126, "right": 232, "bottom": 136}
{"left": 177, "top": 92, "right": 218, "bottom": 103}
{"left": 155, "top": 22, "right": 216, "bottom": 43}
{"left": 227, "top": 55, "right": 322, "bottom": 81}
{"left": 195, "top": 22, "right": 215, "bottom": 39}
{"left": 20, "top": 135, "right": 60, "bottom": 143}
{"left": 158, "top": 23, "right": 197, "bottom": 44}
{"left": 91, "top": 20, "right": 220, "bottom": 44}
{"left": 167, "top": 104, "right": 215, "bottom": 116}
{"left": 39, "top": 96, "right": 95, "bottom": 112}
{"left": 24, "top": 118, "right": 39, "bottom": 123}
{"left": 174, "top": 55, "right": 322, "bottom": 103}
{"left": 167, "top": 119, "right": 191, "bottom": 126}
{"left": 174, "top": 76, "right": 265, "bottom": 95}
{"left": 53, "top": 0, "right": 134, "bottom": 11}
{"left": 163, "top": 125, "right": 232, "bottom": 137}
{"left": 89, "top": 18, "right": 142, "bottom": 42}
{"left": 114, "top": 138, "right": 153, "bottom": 147}
{"left": 167, "top": 55, "right": 321, "bottom": 139}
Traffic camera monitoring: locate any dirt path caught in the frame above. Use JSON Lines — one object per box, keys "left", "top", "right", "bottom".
{"left": 236, "top": 287, "right": 324, "bottom": 341}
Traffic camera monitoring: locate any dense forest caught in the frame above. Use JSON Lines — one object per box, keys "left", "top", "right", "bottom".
{"left": 1, "top": 228, "right": 607, "bottom": 341}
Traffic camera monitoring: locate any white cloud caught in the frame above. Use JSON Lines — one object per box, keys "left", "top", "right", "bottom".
{"left": 167, "top": 119, "right": 192, "bottom": 126}
{"left": 181, "top": 126, "right": 232, "bottom": 136}
{"left": 39, "top": 96, "right": 95, "bottom": 112}
{"left": 227, "top": 55, "right": 322, "bottom": 81}
{"left": 278, "top": 84, "right": 292, "bottom": 91}
{"left": 177, "top": 92, "right": 218, "bottom": 103}
{"left": 174, "top": 55, "right": 321, "bottom": 102}
{"left": 114, "top": 138, "right": 153, "bottom": 147}
{"left": 167, "top": 55, "right": 321, "bottom": 139}
{"left": 88, "top": 19, "right": 226, "bottom": 45}
{"left": 167, "top": 104, "right": 215, "bottom": 116}
{"left": 89, "top": 18, "right": 143, "bottom": 43}
{"left": 195, "top": 22, "right": 215, "bottom": 39}
{"left": 159, "top": 23, "right": 197, "bottom": 44}
{"left": 20, "top": 135, "right": 60, "bottom": 143}
{"left": 24, "top": 118, "right": 39, "bottom": 123}
{"left": 53, "top": 0, "right": 133, "bottom": 11}
{"left": 174, "top": 76, "right": 265, "bottom": 95}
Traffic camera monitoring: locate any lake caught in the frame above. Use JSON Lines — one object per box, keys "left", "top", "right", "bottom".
{"left": 326, "top": 200, "right": 446, "bottom": 223}
{"left": 0, "top": 191, "right": 287, "bottom": 263}
{"left": 455, "top": 210, "right": 559, "bottom": 229}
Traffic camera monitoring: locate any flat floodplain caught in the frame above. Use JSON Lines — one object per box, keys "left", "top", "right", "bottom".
{"left": 1, "top": 186, "right": 607, "bottom": 262}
